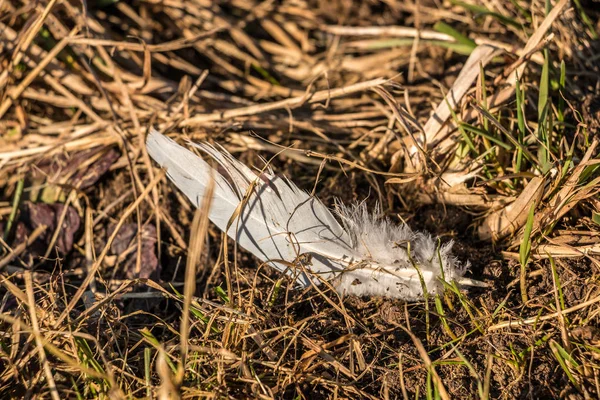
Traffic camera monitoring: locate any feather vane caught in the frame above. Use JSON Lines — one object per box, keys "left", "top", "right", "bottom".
{"left": 147, "top": 130, "right": 481, "bottom": 300}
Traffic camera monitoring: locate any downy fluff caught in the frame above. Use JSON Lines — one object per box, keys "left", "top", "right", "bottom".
{"left": 147, "top": 129, "right": 479, "bottom": 300}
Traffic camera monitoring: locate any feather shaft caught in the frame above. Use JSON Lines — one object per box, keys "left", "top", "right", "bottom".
{"left": 147, "top": 129, "right": 481, "bottom": 300}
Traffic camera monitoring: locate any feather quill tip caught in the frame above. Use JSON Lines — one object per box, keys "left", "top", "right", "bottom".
{"left": 457, "top": 277, "right": 488, "bottom": 288}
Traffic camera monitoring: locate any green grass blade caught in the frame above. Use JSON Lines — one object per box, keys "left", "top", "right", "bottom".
{"left": 548, "top": 255, "right": 566, "bottom": 312}
{"left": 557, "top": 60, "right": 566, "bottom": 123}
{"left": 433, "top": 22, "right": 476, "bottom": 49}
{"left": 446, "top": 97, "right": 477, "bottom": 155}
{"left": 3, "top": 178, "right": 24, "bottom": 241}
{"left": 140, "top": 328, "right": 177, "bottom": 373}
{"left": 460, "top": 123, "right": 512, "bottom": 150}
{"left": 515, "top": 77, "right": 526, "bottom": 174}
{"left": 519, "top": 201, "right": 536, "bottom": 304}
{"left": 537, "top": 48, "right": 551, "bottom": 172}
{"left": 145, "top": 347, "right": 152, "bottom": 398}
{"left": 355, "top": 38, "right": 476, "bottom": 55}
{"left": 572, "top": 0, "right": 598, "bottom": 39}
{"left": 450, "top": 0, "right": 522, "bottom": 28}
{"left": 592, "top": 212, "right": 600, "bottom": 226}
{"left": 214, "top": 285, "right": 230, "bottom": 303}
{"left": 549, "top": 340, "right": 581, "bottom": 388}
{"left": 453, "top": 346, "right": 485, "bottom": 399}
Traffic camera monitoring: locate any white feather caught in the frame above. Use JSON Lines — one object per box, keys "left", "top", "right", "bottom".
{"left": 147, "top": 129, "right": 482, "bottom": 300}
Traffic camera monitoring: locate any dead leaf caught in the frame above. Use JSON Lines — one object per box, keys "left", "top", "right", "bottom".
{"left": 72, "top": 148, "right": 120, "bottom": 189}
{"left": 478, "top": 177, "right": 545, "bottom": 241}
{"left": 421, "top": 45, "right": 503, "bottom": 150}
{"left": 31, "top": 147, "right": 119, "bottom": 195}
{"left": 25, "top": 202, "right": 81, "bottom": 254}
{"left": 107, "top": 223, "right": 159, "bottom": 279}
{"left": 528, "top": 140, "right": 599, "bottom": 240}
{"left": 571, "top": 326, "right": 600, "bottom": 345}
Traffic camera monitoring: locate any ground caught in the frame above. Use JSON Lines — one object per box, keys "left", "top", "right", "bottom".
{"left": 1, "top": 0, "right": 599, "bottom": 399}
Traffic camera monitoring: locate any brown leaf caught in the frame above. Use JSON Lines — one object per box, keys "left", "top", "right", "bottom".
{"left": 571, "top": 326, "right": 600, "bottom": 345}
{"left": 108, "top": 223, "right": 159, "bottom": 280}
{"left": 72, "top": 148, "right": 120, "bottom": 189}
{"left": 31, "top": 147, "right": 119, "bottom": 190}
{"left": 25, "top": 202, "right": 81, "bottom": 254}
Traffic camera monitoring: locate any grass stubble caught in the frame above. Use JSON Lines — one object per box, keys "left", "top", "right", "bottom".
{"left": 0, "top": 0, "right": 599, "bottom": 398}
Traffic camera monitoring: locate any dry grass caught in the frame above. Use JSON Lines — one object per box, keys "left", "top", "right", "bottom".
{"left": 1, "top": 0, "right": 599, "bottom": 398}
